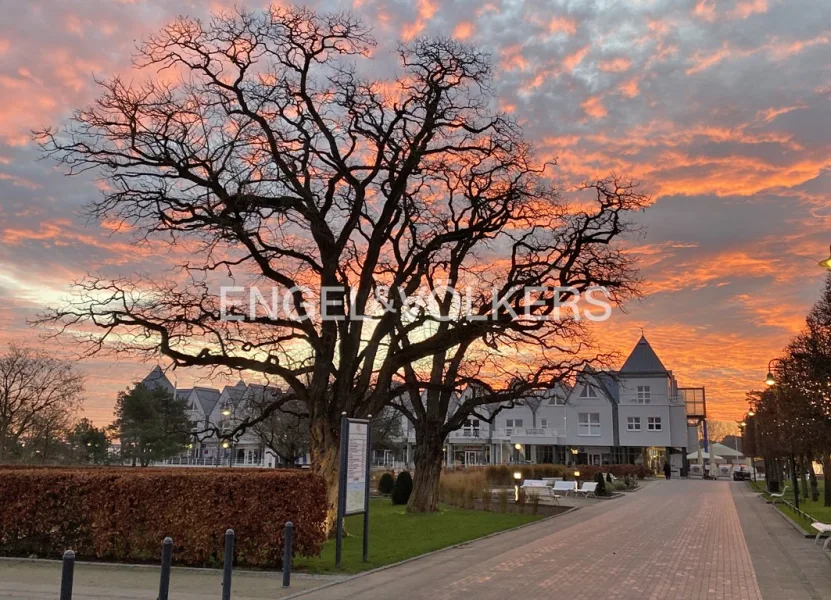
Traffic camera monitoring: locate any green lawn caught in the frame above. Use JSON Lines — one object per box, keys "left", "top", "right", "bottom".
{"left": 294, "top": 498, "right": 544, "bottom": 574}
{"left": 749, "top": 480, "right": 831, "bottom": 533}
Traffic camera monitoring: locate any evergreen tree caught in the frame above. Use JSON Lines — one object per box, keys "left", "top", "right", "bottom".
{"left": 112, "top": 384, "right": 190, "bottom": 466}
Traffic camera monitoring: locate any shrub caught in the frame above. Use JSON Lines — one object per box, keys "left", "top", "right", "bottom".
{"left": 498, "top": 488, "right": 509, "bottom": 513}
{"left": 612, "top": 480, "right": 628, "bottom": 491}
{"left": 0, "top": 467, "right": 326, "bottom": 567}
{"left": 594, "top": 472, "right": 607, "bottom": 496}
{"left": 605, "top": 472, "right": 612, "bottom": 484}
{"left": 378, "top": 472, "right": 395, "bottom": 495}
{"left": 481, "top": 485, "right": 492, "bottom": 511}
{"left": 517, "top": 488, "right": 526, "bottom": 513}
{"left": 529, "top": 492, "right": 541, "bottom": 515}
{"left": 391, "top": 471, "right": 414, "bottom": 505}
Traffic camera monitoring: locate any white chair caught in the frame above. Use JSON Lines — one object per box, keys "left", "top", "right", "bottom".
{"left": 769, "top": 485, "right": 789, "bottom": 504}
{"left": 812, "top": 522, "right": 831, "bottom": 551}
{"left": 574, "top": 481, "right": 599, "bottom": 499}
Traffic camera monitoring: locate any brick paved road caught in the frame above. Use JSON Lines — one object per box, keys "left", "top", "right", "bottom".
{"left": 299, "top": 481, "right": 779, "bottom": 600}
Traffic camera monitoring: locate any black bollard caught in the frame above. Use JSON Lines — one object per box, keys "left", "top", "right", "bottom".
{"left": 60, "top": 550, "right": 75, "bottom": 600}
{"left": 221, "top": 529, "right": 234, "bottom": 600}
{"left": 282, "top": 522, "right": 294, "bottom": 588}
{"left": 158, "top": 537, "right": 173, "bottom": 600}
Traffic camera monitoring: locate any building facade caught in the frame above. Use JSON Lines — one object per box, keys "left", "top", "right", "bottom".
{"left": 140, "top": 367, "right": 297, "bottom": 468}
{"left": 386, "top": 335, "right": 703, "bottom": 473}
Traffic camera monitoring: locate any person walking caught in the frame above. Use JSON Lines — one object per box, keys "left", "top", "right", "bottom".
{"left": 663, "top": 461, "right": 672, "bottom": 481}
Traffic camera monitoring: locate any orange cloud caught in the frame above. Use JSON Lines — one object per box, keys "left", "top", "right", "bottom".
{"left": 453, "top": 21, "right": 474, "bottom": 40}
{"left": 618, "top": 77, "right": 640, "bottom": 98}
{"left": 598, "top": 57, "right": 632, "bottom": 73}
{"left": 548, "top": 16, "right": 577, "bottom": 35}
{"left": 732, "top": 0, "right": 768, "bottom": 19}
{"left": 581, "top": 96, "right": 607, "bottom": 119}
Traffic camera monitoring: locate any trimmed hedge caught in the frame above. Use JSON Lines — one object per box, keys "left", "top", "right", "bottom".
{"left": 470, "top": 463, "right": 651, "bottom": 485}
{"left": 0, "top": 467, "right": 327, "bottom": 568}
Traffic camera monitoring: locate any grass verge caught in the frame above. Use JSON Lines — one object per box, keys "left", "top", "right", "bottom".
{"left": 293, "top": 498, "right": 544, "bottom": 574}
{"left": 749, "top": 480, "right": 831, "bottom": 533}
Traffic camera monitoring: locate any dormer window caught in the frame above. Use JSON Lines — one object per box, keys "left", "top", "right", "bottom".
{"left": 579, "top": 385, "right": 598, "bottom": 398}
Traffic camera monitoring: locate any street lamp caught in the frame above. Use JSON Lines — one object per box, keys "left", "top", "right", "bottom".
{"left": 513, "top": 443, "right": 522, "bottom": 464}
{"left": 513, "top": 471, "right": 522, "bottom": 501}
{"left": 765, "top": 358, "right": 783, "bottom": 387}
{"left": 818, "top": 244, "right": 831, "bottom": 270}
{"left": 221, "top": 403, "right": 232, "bottom": 417}
{"left": 747, "top": 409, "right": 755, "bottom": 417}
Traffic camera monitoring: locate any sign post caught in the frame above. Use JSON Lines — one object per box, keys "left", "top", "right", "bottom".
{"left": 335, "top": 413, "right": 372, "bottom": 568}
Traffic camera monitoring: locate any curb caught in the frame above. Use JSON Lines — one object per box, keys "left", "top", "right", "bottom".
{"left": 0, "top": 555, "right": 342, "bottom": 582}
{"left": 283, "top": 507, "right": 580, "bottom": 599}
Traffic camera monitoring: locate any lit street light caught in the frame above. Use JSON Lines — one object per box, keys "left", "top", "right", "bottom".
{"left": 818, "top": 244, "right": 831, "bottom": 270}
{"left": 513, "top": 471, "right": 522, "bottom": 501}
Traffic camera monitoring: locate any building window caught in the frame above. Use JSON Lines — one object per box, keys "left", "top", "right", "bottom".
{"left": 540, "top": 418, "right": 548, "bottom": 429}
{"left": 648, "top": 417, "right": 662, "bottom": 431}
{"left": 548, "top": 396, "right": 566, "bottom": 405}
{"left": 463, "top": 418, "right": 480, "bottom": 437}
{"left": 637, "top": 386, "right": 651, "bottom": 404}
{"left": 538, "top": 445, "right": 555, "bottom": 463}
{"left": 627, "top": 416, "right": 641, "bottom": 431}
{"left": 579, "top": 385, "right": 598, "bottom": 398}
{"left": 578, "top": 412, "right": 601, "bottom": 437}
{"left": 506, "top": 418, "right": 523, "bottom": 434}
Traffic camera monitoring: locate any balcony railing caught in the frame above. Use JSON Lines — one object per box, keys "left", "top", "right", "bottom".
{"left": 497, "top": 427, "right": 564, "bottom": 439}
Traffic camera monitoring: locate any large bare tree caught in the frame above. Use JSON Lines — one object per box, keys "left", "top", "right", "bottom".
{"left": 36, "top": 6, "right": 644, "bottom": 525}
{"left": 0, "top": 345, "right": 85, "bottom": 461}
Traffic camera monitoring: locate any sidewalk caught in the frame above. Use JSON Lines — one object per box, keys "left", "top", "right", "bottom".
{"left": 0, "top": 558, "right": 343, "bottom": 599}
{"left": 732, "top": 482, "right": 831, "bottom": 600}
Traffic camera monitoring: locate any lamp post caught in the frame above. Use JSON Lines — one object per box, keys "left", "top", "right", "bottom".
{"left": 513, "top": 443, "right": 522, "bottom": 464}
{"left": 569, "top": 447, "right": 578, "bottom": 466}
{"left": 764, "top": 358, "right": 799, "bottom": 509}
{"left": 513, "top": 471, "right": 522, "bottom": 502}
{"left": 220, "top": 401, "right": 234, "bottom": 467}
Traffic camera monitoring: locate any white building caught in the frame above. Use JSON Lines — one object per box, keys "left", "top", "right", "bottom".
{"left": 139, "top": 367, "right": 297, "bottom": 468}
{"left": 388, "top": 335, "right": 704, "bottom": 474}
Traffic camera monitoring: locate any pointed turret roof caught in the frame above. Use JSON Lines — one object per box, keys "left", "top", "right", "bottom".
{"left": 620, "top": 335, "right": 668, "bottom": 375}
{"left": 141, "top": 366, "right": 175, "bottom": 393}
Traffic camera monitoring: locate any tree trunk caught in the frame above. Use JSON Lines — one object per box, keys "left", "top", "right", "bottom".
{"left": 824, "top": 452, "right": 831, "bottom": 507}
{"left": 800, "top": 456, "right": 808, "bottom": 500}
{"left": 407, "top": 426, "right": 445, "bottom": 513}
{"left": 309, "top": 418, "right": 342, "bottom": 537}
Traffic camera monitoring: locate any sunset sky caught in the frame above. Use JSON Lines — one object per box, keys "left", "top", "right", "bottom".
{"left": 1, "top": 0, "right": 830, "bottom": 425}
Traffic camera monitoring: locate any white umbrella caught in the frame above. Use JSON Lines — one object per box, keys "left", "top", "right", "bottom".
{"left": 686, "top": 451, "right": 723, "bottom": 461}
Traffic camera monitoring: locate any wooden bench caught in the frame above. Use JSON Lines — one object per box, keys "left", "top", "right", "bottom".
{"left": 812, "top": 522, "right": 831, "bottom": 551}
{"left": 520, "top": 480, "right": 561, "bottom": 504}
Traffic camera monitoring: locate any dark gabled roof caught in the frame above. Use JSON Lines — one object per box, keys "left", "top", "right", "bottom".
{"left": 620, "top": 335, "right": 668, "bottom": 375}
{"left": 191, "top": 387, "right": 222, "bottom": 416}
{"left": 141, "top": 366, "right": 175, "bottom": 393}
{"left": 175, "top": 388, "right": 193, "bottom": 402}
{"left": 595, "top": 371, "right": 620, "bottom": 404}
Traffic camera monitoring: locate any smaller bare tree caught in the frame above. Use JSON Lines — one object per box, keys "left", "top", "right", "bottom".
{"left": 0, "top": 345, "right": 85, "bottom": 462}
{"left": 249, "top": 389, "right": 310, "bottom": 466}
